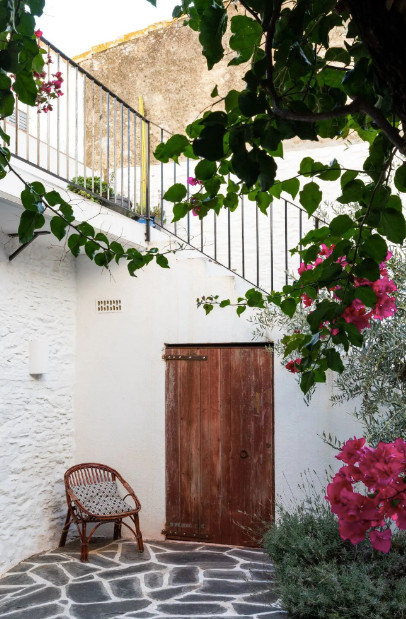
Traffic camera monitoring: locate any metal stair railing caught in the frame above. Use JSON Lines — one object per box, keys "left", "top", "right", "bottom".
{"left": 2, "top": 37, "right": 321, "bottom": 293}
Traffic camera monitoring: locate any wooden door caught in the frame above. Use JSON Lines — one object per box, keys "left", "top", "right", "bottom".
{"left": 164, "top": 345, "right": 274, "bottom": 547}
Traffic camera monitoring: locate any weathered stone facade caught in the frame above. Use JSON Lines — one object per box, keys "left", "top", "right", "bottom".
{"left": 75, "top": 14, "right": 245, "bottom": 136}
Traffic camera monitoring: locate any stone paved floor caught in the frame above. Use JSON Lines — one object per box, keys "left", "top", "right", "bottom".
{"left": 0, "top": 539, "right": 289, "bottom": 619}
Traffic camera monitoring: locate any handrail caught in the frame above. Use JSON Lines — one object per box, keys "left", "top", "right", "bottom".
{"left": 4, "top": 37, "right": 322, "bottom": 293}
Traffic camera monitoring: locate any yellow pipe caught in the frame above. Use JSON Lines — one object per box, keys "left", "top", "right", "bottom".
{"left": 139, "top": 96, "right": 147, "bottom": 212}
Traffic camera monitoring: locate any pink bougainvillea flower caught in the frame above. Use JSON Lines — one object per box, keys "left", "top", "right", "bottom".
{"left": 285, "top": 358, "right": 301, "bottom": 373}
{"left": 301, "top": 293, "right": 313, "bottom": 307}
{"left": 34, "top": 29, "right": 43, "bottom": 38}
{"left": 369, "top": 528, "right": 392, "bottom": 553}
{"left": 298, "top": 262, "right": 313, "bottom": 275}
{"left": 187, "top": 177, "right": 202, "bottom": 186}
{"left": 342, "top": 303, "right": 372, "bottom": 332}
{"left": 336, "top": 437, "right": 367, "bottom": 465}
{"left": 319, "top": 243, "right": 335, "bottom": 257}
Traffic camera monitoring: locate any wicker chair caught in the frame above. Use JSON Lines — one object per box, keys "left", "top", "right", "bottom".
{"left": 59, "top": 463, "right": 144, "bottom": 561}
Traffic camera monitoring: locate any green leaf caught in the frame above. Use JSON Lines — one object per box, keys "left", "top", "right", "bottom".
{"left": 354, "top": 258, "right": 380, "bottom": 281}
{"left": 94, "top": 232, "right": 109, "bottom": 245}
{"left": 18, "top": 210, "right": 45, "bottom": 243}
{"left": 281, "top": 178, "right": 299, "bottom": 199}
{"left": 193, "top": 125, "right": 226, "bottom": 160}
{"left": 324, "top": 348, "right": 345, "bottom": 373}
{"left": 195, "top": 159, "right": 216, "bottom": 180}
{"left": 299, "top": 182, "right": 322, "bottom": 216}
{"left": 199, "top": 3, "right": 227, "bottom": 69}
{"left": 164, "top": 183, "right": 187, "bottom": 203}
{"left": 26, "top": 0, "right": 46, "bottom": 15}
{"left": 236, "top": 305, "right": 246, "bottom": 316}
{"left": 16, "top": 12, "right": 35, "bottom": 35}
{"left": 318, "top": 159, "right": 341, "bottom": 181}
{"left": 50, "top": 216, "right": 68, "bottom": 241}
{"left": 325, "top": 47, "right": 351, "bottom": 65}
{"left": 13, "top": 70, "right": 37, "bottom": 106}
{"left": 172, "top": 202, "right": 189, "bottom": 222}
{"left": 21, "top": 187, "right": 37, "bottom": 211}
{"left": 211, "top": 85, "right": 219, "bottom": 98}
{"left": 245, "top": 288, "right": 265, "bottom": 307}
{"left": 77, "top": 222, "right": 96, "bottom": 238}
{"left": 219, "top": 299, "right": 231, "bottom": 307}
{"left": 380, "top": 209, "right": 406, "bottom": 244}
{"left": 354, "top": 286, "right": 377, "bottom": 308}
{"left": 31, "top": 181, "right": 45, "bottom": 195}
{"left": 229, "top": 15, "right": 262, "bottom": 66}
{"left": 84, "top": 240, "right": 99, "bottom": 259}
{"left": 360, "top": 234, "right": 388, "bottom": 262}
{"left": 329, "top": 214, "right": 353, "bottom": 235}
{"left": 280, "top": 298, "right": 297, "bottom": 318}
{"left": 0, "top": 126, "right": 10, "bottom": 145}
{"left": 0, "top": 91, "right": 13, "bottom": 118}
{"left": 68, "top": 234, "right": 86, "bottom": 257}
{"left": 60, "top": 203, "right": 75, "bottom": 223}
{"left": 156, "top": 254, "right": 170, "bottom": 268}
{"left": 301, "top": 371, "right": 315, "bottom": 394}
{"left": 343, "top": 322, "right": 363, "bottom": 347}
{"left": 154, "top": 134, "right": 189, "bottom": 163}
{"left": 45, "top": 190, "right": 63, "bottom": 206}
{"left": 394, "top": 163, "right": 406, "bottom": 193}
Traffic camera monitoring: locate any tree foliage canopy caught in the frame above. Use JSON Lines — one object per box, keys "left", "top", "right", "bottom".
{"left": 152, "top": 0, "right": 406, "bottom": 393}
{"left": 2, "top": 0, "right": 406, "bottom": 392}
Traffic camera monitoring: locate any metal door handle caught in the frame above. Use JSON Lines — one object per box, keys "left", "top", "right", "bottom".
{"left": 240, "top": 449, "right": 248, "bottom": 459}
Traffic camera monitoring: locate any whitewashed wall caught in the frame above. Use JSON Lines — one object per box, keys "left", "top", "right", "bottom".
{"left": 74, "top": 250, "right": 360, "bottom": 543}
{"left": 0, "top": 202, "right": 77, "bottom": 575}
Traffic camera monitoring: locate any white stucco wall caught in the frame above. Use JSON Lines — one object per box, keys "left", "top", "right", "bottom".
{"left": 74, "top": 249, "right": 360, "bottom": 543}
{"left": 0, "top": 201, "right": 77, "bottom": 575}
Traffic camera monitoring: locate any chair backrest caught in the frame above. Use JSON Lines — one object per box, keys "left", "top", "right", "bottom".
{"left": 65, "top": 463, "right": 118, "bottom": 490}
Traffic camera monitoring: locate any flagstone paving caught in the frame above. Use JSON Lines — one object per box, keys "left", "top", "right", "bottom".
{"left": 0, "top": 539, "right": 289, "bottom": 618}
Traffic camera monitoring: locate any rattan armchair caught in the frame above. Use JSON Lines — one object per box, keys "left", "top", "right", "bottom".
{"left": 59, "top": 463, "right": 144, "bottom": 561}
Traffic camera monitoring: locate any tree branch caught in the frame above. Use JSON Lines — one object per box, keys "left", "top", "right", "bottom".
{"left": 239, "top": 0, "right": 262, "bottom": 25}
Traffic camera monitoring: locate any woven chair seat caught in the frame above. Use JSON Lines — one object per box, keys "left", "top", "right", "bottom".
{"left": 73, "top": 481, "right": 134, "bottom": 516}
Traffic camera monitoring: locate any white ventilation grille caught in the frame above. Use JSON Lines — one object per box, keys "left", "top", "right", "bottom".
{"left": 96, "top": 299, "right": 122, "bottom": 313}
{"left": 7, "top": 110, "right": 28, "bottom": 131}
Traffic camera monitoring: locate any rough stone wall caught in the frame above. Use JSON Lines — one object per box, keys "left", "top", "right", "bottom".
{"left": 0, "top": 230, "right": 76, "bottom": 575}
{"left": 77, "top": 13, "right": 245, "bottom": 138}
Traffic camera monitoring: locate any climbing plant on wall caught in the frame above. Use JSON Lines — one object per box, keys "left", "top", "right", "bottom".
{"left": 148, "top": 0, "right": 406, "bottom": 393}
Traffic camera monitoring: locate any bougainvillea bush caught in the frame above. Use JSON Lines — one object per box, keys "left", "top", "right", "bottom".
{"left": 326, "top": 436, "right": 406, "bottom": 553}
{"left": 264, "top": 497, "right": 406, "bottom": 618}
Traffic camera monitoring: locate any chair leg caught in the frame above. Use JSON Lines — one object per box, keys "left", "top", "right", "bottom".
{"left": 59, "top": 509, "right": 71, "bottom": 548}
{"left": 133, "top": 514, "right": 144, "bottom": 553}
{"left": 80, "top": 523, "right": 89, "bottom": 562}
{"left": 113, "top": 521, "right": 122, "bottom": 540}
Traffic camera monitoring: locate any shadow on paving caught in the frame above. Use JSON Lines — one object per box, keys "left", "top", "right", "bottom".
{"left": 0, "top": 538, "right": 290, "bottom": 618}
